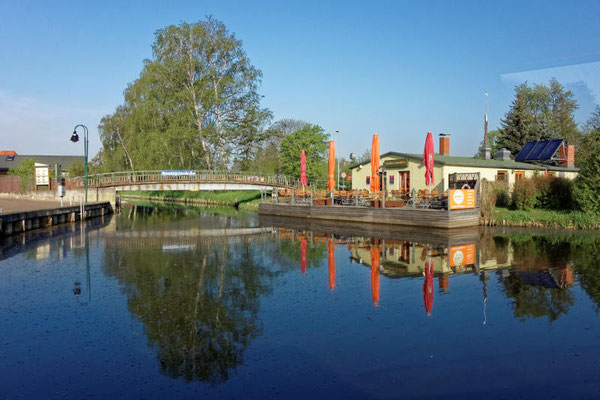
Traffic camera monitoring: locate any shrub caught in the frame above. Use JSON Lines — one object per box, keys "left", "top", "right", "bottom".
{"left": 511, "top": 178, "right": 538, "bottom": 210}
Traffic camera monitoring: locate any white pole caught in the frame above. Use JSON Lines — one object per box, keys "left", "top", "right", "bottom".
{"left": 336, "top": 129, "right": 340, "bottom": 190}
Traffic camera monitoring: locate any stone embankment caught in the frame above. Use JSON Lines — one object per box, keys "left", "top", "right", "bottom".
{"left": 0, "top": 202, "right": 113, "bottom": 236}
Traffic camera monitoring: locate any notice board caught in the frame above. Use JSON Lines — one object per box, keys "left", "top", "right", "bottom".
{"left": 449, "top": 189, "right": 476, "bottom": 210}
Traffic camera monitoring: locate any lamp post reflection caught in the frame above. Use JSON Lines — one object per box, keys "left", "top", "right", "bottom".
{"left": 73, "top": 228, "right": 91, "bottom": 306}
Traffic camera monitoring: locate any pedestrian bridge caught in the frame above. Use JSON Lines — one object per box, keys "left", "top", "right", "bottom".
{"left": 70, "top": 170, "right": 296, "bottom": 192}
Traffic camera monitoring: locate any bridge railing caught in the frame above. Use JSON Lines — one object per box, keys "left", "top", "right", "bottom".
{"left": 69, "top": 170, "right": 299, "bottom": 189}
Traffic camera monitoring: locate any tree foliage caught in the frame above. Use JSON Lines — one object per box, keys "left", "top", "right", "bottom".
{"left": 574, "top": 106, "right": 600, "bottom": 215}
{"left": 279, "top": 124, "right": 329, "bottom": 183}
{"left": 497, "top": 79, "right": 579, "bottom": 155}
{"left": 474, "top": 129, "right": 499, "bottom": 158}
{"left": 98, "top": 17, "right": 269, "bottom": 172}
{"left": 8, "top": 157, "right": 35, "bottom": 189}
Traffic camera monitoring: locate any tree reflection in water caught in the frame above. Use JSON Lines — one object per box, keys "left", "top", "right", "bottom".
{"left": 103, "top": 235, "right": 274, "bottom": 384}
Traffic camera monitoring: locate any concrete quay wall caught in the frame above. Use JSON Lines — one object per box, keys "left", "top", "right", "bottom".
{"left": 0, "top": 202, "right": 113, "bottom": 237}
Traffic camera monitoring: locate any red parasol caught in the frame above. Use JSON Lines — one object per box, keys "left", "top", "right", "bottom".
{"left": 423, "top": 131, "right": 435, "bottom": 187}
{"left": 423, "top": 260, "right": 434, "bottom": 316}
{"left": 328, "top": 238, "right": 335, "bottom": 290}
{"left": 300, "top": 239, "right": 307, "bottom": 275}
{"left": 370, "top": 246, "right": 380, "bottom": 306}
{"left": 370, "top": 134, "right": 380, "bottom": 192}
{"left": 300, "top": 150, "right": 307, "bottom": 188}
{"left": 328, "top": 141, "right": 335, "bottom": 192}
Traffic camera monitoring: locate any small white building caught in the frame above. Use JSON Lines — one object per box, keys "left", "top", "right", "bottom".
{"left": 349, "top": 136, "right": 578, "bottom": 194}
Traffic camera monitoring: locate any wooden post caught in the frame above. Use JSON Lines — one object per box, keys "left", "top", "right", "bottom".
{"left": 310, "top": 188, "right": 313, "bottom": 206}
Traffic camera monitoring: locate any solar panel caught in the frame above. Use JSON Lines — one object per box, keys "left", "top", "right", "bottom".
{"left": 526, "top": 140, "right": 551, "bottom": 160}
{"left": 515, "top": 141, "right": 536, "bottom": 161}
{"left": 538, "top": 139, "right": 563, "bottom": 160}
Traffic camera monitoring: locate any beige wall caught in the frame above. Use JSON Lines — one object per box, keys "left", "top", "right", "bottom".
{"left": 351, "top": 156, "right": 444, "bottom": 193}
{"left": 352, "top": 158, "right": 578, "bottom": 193}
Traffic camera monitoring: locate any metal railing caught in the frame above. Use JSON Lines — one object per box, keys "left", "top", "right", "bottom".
{"left": 68, "top": 170, "right": 299, "bottom": 189}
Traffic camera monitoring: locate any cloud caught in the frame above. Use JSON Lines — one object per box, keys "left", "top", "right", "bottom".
{"left": 0, "top": 90, "right": 105, "bottom": 156}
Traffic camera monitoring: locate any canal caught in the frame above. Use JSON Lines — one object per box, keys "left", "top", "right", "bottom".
{"left": 1, "top": 202, "right": 600, "bottom": 399}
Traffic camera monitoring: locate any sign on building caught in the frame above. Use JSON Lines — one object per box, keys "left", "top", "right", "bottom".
{"left": 383, "top": 158, "right": 408, "bottom": 168}
{"left": 449, "top": 189, "right": 476, "bottom": 210}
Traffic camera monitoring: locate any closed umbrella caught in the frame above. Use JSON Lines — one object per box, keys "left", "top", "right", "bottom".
{"left": 370, "top": 246, "right": 380, "bottom": 306}
{"left": 300, "top": 150, "right": 307, "bottom": 188}
{"left": 423, "top": 131, "right": 435, "bottom": 187}
{"left": 328, "top": 238, "right": 335, "bottom": 290}
{"left": 370, "top": 134, "right": 380, "bottom": 192}
{"left": 328, "top": 141, "right": 335, "bottom": 192}
{"left": 300, "top": 239, "right": 307, "bottom": 275}
{"left": 423, "top": 260, "right": 434, "bottom": 316}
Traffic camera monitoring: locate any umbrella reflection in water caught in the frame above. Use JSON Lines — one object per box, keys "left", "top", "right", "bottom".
{"left": 328, "top": 238, "right": 335, "bottom": 290}
{"left": 423, "top": 259, "right": 434, "bottom": 316}
{"left": 370, "top": 246, "right": 380, "bottom": 306}
{"left": 300, "top": 239, "right": 307, "bottom": 275}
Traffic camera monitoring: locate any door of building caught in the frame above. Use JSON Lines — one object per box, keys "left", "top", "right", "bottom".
{"left": 399, "top": 171, "right": 410, "bottom": 193}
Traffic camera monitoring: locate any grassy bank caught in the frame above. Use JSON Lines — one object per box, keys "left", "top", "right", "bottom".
{"left": 488, "top": 207, "right": 600, "bottom": 229}
{"left": 120, "top": 190, "right": 262, "bottom": 210}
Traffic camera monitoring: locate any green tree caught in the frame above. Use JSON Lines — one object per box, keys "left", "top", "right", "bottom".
{"left": 68, "top": 160, "right": 86, "bottom": 177}
{"left": 279, "top": 124, "right": 328, "bottom": 183}
{"left": 497, "top": 79, "right": 579, "bottom": 156}
{"left": 475, "top": 129, "right": 500, "bottom": 158}
{"left": 574, "top": 107, "right": 600, "bottom": 214}
{"left": 98, "top": 17, "right": 269, "bottom": 171}
{"left": 8, "top": 157, "right": 35, "bottom": 190}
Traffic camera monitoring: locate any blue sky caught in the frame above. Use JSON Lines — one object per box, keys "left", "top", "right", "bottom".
{"left": 1, "top": 0, "right": 599, "bottom": 159}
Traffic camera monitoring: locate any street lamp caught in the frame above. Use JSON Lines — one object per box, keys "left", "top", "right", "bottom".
{"left": 71, "top": 124, "right": 88, "bottom": 203}
{"left": 336, "top": 129, "right": 341, "bottom": 190}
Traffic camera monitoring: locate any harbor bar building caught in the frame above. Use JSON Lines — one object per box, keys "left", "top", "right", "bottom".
{"left": 349, "top": 135, "right": 578, "bottom": 194}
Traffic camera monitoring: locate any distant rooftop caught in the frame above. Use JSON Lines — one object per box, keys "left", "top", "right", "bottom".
{"left": 0, "top": 155, "right": 84, "bottom": 171}
{"left": 350, "top": 151, "right": 578, "bottom": 172}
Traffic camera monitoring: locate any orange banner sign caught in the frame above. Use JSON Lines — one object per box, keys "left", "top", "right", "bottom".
{"left": 449, "top": 243, "right": 476, "bottom": 267}
{"left": 449, "top": 189, "right": 476, "bottom": 210}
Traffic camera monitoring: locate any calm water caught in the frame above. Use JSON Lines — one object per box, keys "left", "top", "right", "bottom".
{"left": 1, "top": 203, "right": 600, "bottom": 399}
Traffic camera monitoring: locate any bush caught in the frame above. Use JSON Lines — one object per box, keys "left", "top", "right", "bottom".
{"left": 511, "top": 178, "right": 538, "bottom": 210}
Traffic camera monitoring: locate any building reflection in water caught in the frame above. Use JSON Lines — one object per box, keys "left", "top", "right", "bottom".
{"left": 271, "top": 224, "right": 580, "bottom": 324}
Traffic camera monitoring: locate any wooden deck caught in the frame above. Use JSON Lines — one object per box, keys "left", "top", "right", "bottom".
{"left": 258, "top": 203, "right": 479, "bottom": 229}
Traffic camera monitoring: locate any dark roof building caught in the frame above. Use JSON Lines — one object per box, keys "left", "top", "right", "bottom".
{"left": 0, "top": 154, "right": 85, "bottom": 175}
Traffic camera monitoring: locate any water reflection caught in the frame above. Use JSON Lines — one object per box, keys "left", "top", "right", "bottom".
{"left": 103, "top": 204, "right": 274, "bottom": 383}
{"left": 261, "top": 215, "right": 600, "bottom": 322}
{"left": 4, "top": 203, "right": 600, "bottom": 396}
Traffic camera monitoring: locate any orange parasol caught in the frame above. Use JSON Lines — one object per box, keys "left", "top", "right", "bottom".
{"left": 370, "top": 246, "right": 380, "bottom": 306}
{"left": 370, "top": 134, "right": 380, "bottom": 192}
{"left": 328, "top": 140, "right": 335, "bottom": 192}
{"left": 328, "top": 238, "right": 335, "bottom": 290}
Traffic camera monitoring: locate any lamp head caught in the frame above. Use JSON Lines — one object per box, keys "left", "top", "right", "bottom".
{"left": 70, "top": 131, "right": 79, "bottom": 143}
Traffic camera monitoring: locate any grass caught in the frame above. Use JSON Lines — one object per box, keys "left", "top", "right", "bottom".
{"left": 493, "top": 207, "right": 600, "bottom": 229}
{"left": 120, "top": 190, "right": 262, "bottom": 207}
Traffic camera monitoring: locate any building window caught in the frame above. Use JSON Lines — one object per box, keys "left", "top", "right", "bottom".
{"left": 366, "top": 176, "right": 370, "bottom": 184}
{"left": 515, "top": 171, "right": 524, "bottom": 182}
{"left": 496, "top": 171, "right": 507, "bottom": 182}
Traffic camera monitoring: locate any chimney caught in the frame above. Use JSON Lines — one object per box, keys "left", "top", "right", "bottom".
{"left": 496, "top": 148, "right": 511, "bottom": 161}
{"left": 560, "top": 145, "right": 575, "bottom": 168}
{"left": 439, "top": 134, "right": 450, "bottom": 155}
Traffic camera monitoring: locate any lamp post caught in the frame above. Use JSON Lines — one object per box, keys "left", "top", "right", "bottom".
{"left": 71, "top": 124, "right": 88, "bottom": 203}
{"left": 336, "top": 129, "right": 341, "bottom": 190}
